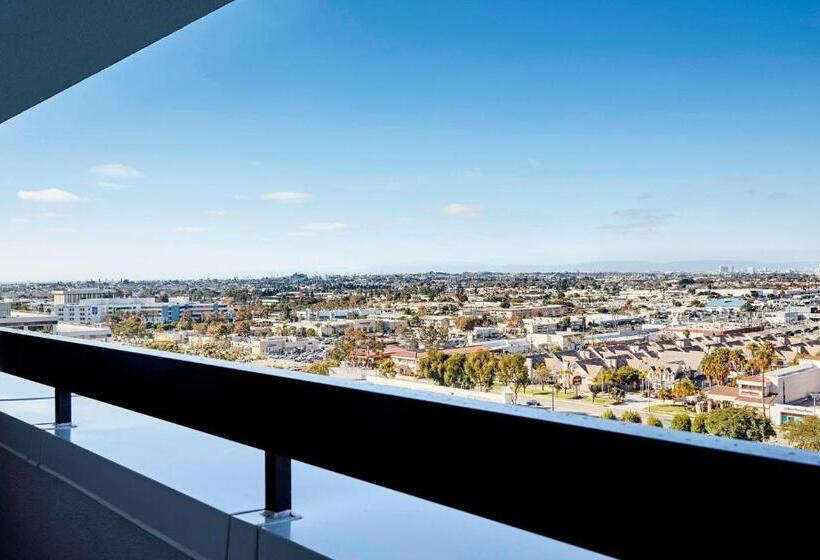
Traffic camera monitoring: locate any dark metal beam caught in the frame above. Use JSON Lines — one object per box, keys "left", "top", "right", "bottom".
{"left": 0, "top": 0, "right": 233, "bottom": 124}
{"left": 1, "top": 328, "right": 818, "bottom": 558}
{"left": 54, "top": 387, "right": 72, "bottom": 425}
{"left": 265, "top": 452, "right": 292, "bottom": 515}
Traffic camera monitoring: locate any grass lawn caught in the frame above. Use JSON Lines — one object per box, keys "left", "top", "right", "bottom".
{"left": 493, "top": 385, "right": 618, "bottom": 406}
{"left": 645, "top": 404, "right": 693, "bottom": 416}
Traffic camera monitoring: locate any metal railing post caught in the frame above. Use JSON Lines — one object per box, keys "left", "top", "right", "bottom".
{"left": 265, "top": 451, "right": 291, "bottom": 516}
{"left": 55, "top": 387, "right": 72, "bottom": 425}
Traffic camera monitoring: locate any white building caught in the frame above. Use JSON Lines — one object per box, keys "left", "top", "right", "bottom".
{"left": 52, "top": 288, "right": 112, "bottom": 304}
{"left": 55, "top": 323, "right": 112, "bottom": 342}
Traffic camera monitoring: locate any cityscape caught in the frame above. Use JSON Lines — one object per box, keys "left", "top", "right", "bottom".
{"left": 4, "top": 269, "right": 820, "bottom": 450}
{"left": 2, "top": 1, "right": 820, "bottom": 558}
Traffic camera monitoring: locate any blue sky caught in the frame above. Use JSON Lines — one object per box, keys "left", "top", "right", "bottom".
{"left": 2, "top": 0, "right": 820, "bottom": 281}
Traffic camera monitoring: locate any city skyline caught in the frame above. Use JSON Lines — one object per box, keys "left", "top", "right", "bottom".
{"left": 2, "top": 1, "right": 820, "bottom": 281}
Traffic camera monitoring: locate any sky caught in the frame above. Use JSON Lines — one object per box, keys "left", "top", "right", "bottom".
{"left": 2, "top": 0, "right": 820, "bottom": 281}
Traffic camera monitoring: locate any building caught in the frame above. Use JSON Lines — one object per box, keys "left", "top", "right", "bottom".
{"left": 55, "top": 298, "right": 224, "bottom": 325}
{"left": 54, "top": 323, "right": 112, "bottom": 342}
{"left": 0, "top": 302, "right": 10, "bottom": 318}
{"left": 0, "top": 311, "right": 58, "bottom": 332}
{"left": 52, "top": 288, "right": 112, "bottom": 304}
{"left": 705, "top": 299, "right": 747, "bottom": 314}
{"left": 705, "top": 360, "right": 820, "bottom": 425}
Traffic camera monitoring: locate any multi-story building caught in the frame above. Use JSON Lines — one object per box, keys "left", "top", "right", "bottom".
{"left": 52, "top": 288, "right": 112, "bottom": 304}
{"left": 55, "top": 298, "right": 224, "bottom": 325}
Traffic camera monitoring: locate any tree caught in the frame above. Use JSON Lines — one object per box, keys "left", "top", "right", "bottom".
{"left": 532, "top": 364, "right": 552, "bottom": 391}
{"left": 728, "top": 349, "right": 747, "bottom": 373}
{"left": 498, "top": 354, "right": 528, "bottom": 403}
{"left": 782, "top": 417, "right": 820, "bottom": 451}
{"left": 670, "top": 414, "right": 692, "bottom": 431}
{"left": 692, "top": 413, "right": 708, "bottom": 434}
{"left": 745, "top": 342, "right": 776, "bottom": 374}
{"left": 671, "top": 379, "right": 698, "bottom": 399}
{"left": 207, "top": 322, "right": 231, "bottom": 338}
{"left": 610, "top": 386, "right": 626, "bottom": 404}
{"left": 306, "top": 359, "right": 339, "bottom": 375}
{"left": 443, "top": 353, "right": 472, "bottom": 389}
{"left": 704, "top": 407, "right": 775, "bottom": 442}
{"left": 700, "top": 348, "right": 732, "bottom": 386}
{"left": 419, "top": 349, "right": 448, "bottom": 385}
{"left": 645, "top": 416, "right": 663, "bottom": 427}
{"left": 378, "top": 358, "right": 397, "bottom": 378}
{"left": 176, "top": 311, "right": 193, "bottom": 331}
{"left": 601, "top": 410, "right": 617, "bottom": 420}
{"left": 233, "top": 320, "right": 252, "bottom": 337}
{"left": 465, "top": 350, "right": 496, "bottom": 392}
{"left": 621, "top": 410, "right": 642, "bottom": 423}
{"left": 589, "top": 384, "right": 602, "bottom": 402}
{"left": 144, "top": 340, "right": 181, "bottom": 353}
{"left": 455, "top": 315, "right": 480, "bottom": 332}
{"left": 109, "top": 314, "right": 149, "bottom": 339}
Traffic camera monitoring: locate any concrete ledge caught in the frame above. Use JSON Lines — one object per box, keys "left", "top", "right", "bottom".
{"left": 0, "top": 410, "right": 323, "bottom": 560}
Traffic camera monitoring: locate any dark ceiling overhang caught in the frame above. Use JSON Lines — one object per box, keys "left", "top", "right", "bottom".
{"left": 0, "top": 0, "right": 234, "bottom": 124}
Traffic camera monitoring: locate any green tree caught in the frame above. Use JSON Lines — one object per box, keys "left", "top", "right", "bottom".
{"left": 144, "top": 340, "right": 181, "bottom": 353}
{"left": 704, "top": 407, "right": 775, "bottom": 442}
{"left": 609, "top": 386, "right": 626, "bottom": 404}
{"left": 670, "top": 414, "right": 692, "bottom": 431}
{"left": 498, "top": 354, "right": 528, "bottom": 403}
{"left": 378, "top": 358, "right": 397, "bottom": 378}
{"left": 589, "top": 384, "right": 602, "bottom": 402}
{"left": 782, "top": 417, "right": 820, "bottom": 451}
{"left": 692, "top": 413, "right": 708, "bottom": 433}
{"left": 306, "top": 358, "right": 339, "bottom": 375}
{"left": 645, "top": 416, "right": 663, "bottom": 427}
{"left": 455, "top": 315, "right": 480, "bottom": 332}
{"left": 419, "top": 349, "right": 448, "bottom": 385}
{"left": 207, "top": 322, "right": 231, "bottom": 338}
{"left": 109, "top": 314, "right": 149, "bottom": 339}
{"left": 443, "top": 353, "right": 474, "bottom": 389}
{"left": 700, "top": 348, "right": 732, "bottom": 386}
{"left": 532, "top": 364, "right": 552, "bottom": 391}
{"left": 671, "top": 379, "right": 698, "bottom": 399}
{"left": 176, "top": 311, "right": 193, "bottom": 331}
{"left": 465, "top": 350, "right": 496, "bottom": 392}
{"left": 621, "top": 410, "right": 642, "bottom": 423}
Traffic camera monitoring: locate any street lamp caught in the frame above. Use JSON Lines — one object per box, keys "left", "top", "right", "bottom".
{"left": 810, "top": 392, "right": 820, "bottom": 417}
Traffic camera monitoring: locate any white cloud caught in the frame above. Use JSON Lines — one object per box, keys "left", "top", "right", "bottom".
{"left": 289, "top": 222, "right": 350, "bottom": 237}
{"left": 172, "top": 226, "right": 206, "bottom": 234}
{"left": 10, "top": 217, "right": 29, "bottom": 224}
{"left": 90, "top": 163, "right": 143, "bottom": 178}
{"left": 204, "top": 209, "right": 227, "bottom": 216}
{"left": 261, "top": 191, "right": 312, "bottom": 204}
{"left": 17, "top": 188, "right": 79, "bottom": 204}
{"left": 461, "top": 168, "right": 483, "bottom": 179}
{"left": 528, "top": 158, "right": 542, "bottom": 169}
{"left": 440, "top": 203, "right": 484, "bottom": 218}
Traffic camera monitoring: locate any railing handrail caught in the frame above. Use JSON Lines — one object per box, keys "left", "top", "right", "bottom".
{"left": 1, "top": 327, "right": 818, "bottom": 558}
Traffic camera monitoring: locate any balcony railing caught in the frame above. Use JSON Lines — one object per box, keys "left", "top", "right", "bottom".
{"left": 1, "top": 326, "right": 819, "bottom": 558}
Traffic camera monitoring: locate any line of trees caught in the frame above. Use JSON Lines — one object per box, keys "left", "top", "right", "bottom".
{"left": 418, "top": 350, "right": 529, "bottom": 401}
